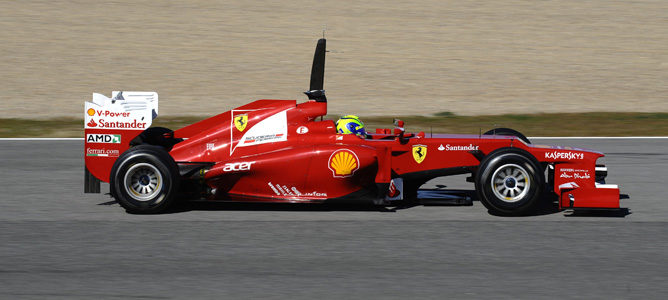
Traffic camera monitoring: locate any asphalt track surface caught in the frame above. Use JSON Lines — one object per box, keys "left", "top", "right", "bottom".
{"left": 1, "top": 139, "right": 667, "bottom": 299}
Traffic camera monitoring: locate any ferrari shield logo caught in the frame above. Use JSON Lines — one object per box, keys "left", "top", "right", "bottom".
{"left": 412, "top": 145, "right": 427, "bottom": 164}
{"left": 234, "top": 114, "right": 248, "bottom": 132}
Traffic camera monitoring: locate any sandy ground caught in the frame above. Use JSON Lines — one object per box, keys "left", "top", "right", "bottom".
{"left": 0, "top": 0, "right": 666, "bottom": 119}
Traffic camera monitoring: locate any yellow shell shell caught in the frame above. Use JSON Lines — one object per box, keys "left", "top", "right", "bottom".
{"left": 330, "top": 150, "right": 358, "bottom": 176}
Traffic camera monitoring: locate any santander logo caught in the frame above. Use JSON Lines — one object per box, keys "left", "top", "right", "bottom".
{"left": 87, "top": 119, "right": 97, "bottom": 127}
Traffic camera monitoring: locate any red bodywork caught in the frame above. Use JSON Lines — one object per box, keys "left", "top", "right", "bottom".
{"left": 84, "top": 38, "right": 620, "bottom": 211}
{"left": 85, "top": 98, "right": 620, "bottom": 210}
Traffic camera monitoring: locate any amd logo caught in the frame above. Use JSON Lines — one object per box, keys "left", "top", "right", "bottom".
{"left": 86, "top": 134, "right": 121, "bottom": 144}
{"left": 223, "top": 161, "right": 256, "bottom": 172}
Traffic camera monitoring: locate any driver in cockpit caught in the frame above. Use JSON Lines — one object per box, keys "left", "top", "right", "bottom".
{"left": 336, "top": 115, "right": 368, "bottom": 138}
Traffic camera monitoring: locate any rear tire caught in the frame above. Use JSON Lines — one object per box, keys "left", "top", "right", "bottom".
{"left": 475, "top": 148, "right": 544, "bottom": 216}
{"left": 110, "top": 145, "right": 180, "bottom": 214}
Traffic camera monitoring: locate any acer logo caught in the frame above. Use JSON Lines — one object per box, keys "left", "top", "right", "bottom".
{"left": 223, "top": 161, "right": 256, "bottom": 172}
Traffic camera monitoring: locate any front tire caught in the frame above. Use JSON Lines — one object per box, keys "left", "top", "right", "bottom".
{"left": 483, "top": 128, "right": 531, "bottom": 144}
{"left": 475, "top": 148, "right": 544, "bottom": 216}
{"left": 110, "top": 145, "right": 180, "bottom": 214}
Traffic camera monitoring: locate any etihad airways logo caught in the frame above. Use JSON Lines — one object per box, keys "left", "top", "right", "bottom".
{"left": 545, "top": 151, "right": 584, "bottom": 160}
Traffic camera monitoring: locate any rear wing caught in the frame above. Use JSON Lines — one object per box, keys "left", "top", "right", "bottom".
{"left": 84, "top": 91, "right": 158, "bottom": 193}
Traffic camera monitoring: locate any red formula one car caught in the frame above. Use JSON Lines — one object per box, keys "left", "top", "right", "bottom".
{"left": 84, "top": 38, "right": 621, "bottom": 215}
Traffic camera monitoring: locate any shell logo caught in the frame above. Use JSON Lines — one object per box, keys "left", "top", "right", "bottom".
{"left": 87, "top": 108, "right": 96, "bottom": 116}
{"left": 328, "top": 149, "right": 359, "bottom": 178}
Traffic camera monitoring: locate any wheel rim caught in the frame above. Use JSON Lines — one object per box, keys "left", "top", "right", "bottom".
{"left": 124, "top": 163, "right": 163, "bottom": 202}
{"left": 491, "top": 163, "right": 530, "bottom": 203}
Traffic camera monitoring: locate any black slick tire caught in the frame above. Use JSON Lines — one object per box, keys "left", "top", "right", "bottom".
{"left": 475, "top": 148, "right": 544, "bottom": 216}
{"left": 110, "top": 145, "right": 180, "bottom": 214}
{"left": 483, "top": 128, "right": 531, "bottom": 144}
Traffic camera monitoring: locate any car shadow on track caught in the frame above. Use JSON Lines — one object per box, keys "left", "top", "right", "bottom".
{"left": 564, "top": 208, "right": 631, "bottom": 218}
{"left": 187, "top": 201, "right": 401, "bottom": 213}
{"left": 98, "top": 198, "right": 403, "bottom": 213}
{"left": 562, "top": 194, "right": 631, "bottom": 218}
{"left": 168, "top": 188, "right": 480, "bottom": 214}
{"left": 96, "top": 192, "right": 630, "bottom": 217}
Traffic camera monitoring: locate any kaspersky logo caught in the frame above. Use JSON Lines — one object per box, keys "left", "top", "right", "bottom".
{"left": 86, "top": 134, "right": 121, "bottom": 144}
{"left": 545, "top": 151, "right": 584, "bottom": 160}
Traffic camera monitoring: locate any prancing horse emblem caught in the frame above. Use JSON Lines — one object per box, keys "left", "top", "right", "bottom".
{"left": 234, "top": 114, "right": 248, "bottom": 132}
{"left": 412, "top": 145, "right": 427, "bottom": 164}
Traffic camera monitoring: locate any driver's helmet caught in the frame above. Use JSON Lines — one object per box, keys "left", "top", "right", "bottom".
{"left": 336, "top": 115, "right": 367, "bottom": 138}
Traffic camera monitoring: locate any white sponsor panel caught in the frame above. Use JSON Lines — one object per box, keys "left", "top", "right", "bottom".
{"left": 84, "top": 91, "right": 157, "bottom": 130}
{"left": 231, "top": 110, "right": 288, "bottom": 154}
{"left": 86, "top": 134, "right": 121, "bottom": 144}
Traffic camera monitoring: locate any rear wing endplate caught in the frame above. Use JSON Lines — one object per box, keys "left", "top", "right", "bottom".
{"left": 84, "top": 91, "right": 158, "bottom": 193}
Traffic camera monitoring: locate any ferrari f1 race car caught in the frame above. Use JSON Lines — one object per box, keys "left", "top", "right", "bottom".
{"left": 84, "top": 38, "right": 621, "bottom": 215}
